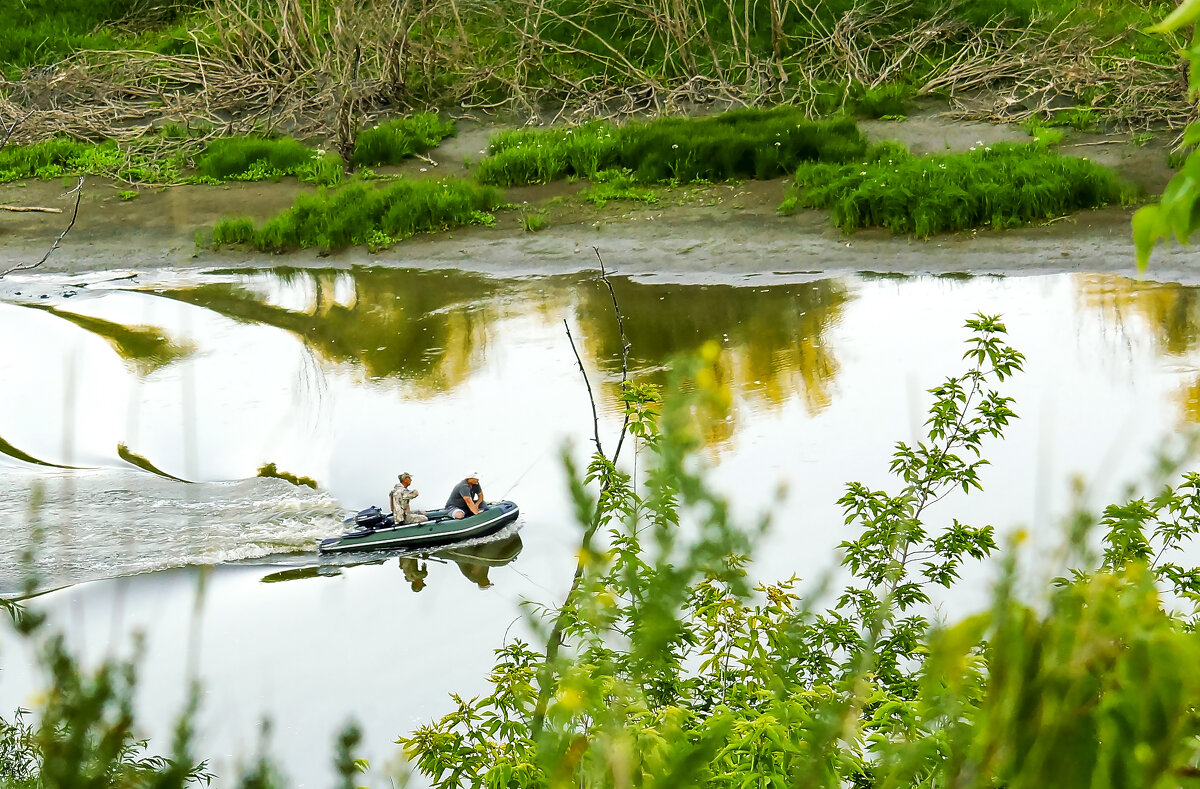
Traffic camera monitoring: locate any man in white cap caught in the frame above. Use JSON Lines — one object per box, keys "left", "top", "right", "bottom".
{"left": 390, "top": 473, "right": 428, "bottom": 524}
{"left": 444, "top": 472, "right": 485, "bottom": 519}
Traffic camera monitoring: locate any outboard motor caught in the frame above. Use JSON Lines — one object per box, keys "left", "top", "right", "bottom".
{"left": 346, "top": 506, "right": 387, "bottom": 531}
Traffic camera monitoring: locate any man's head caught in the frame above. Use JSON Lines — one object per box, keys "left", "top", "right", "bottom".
{"left": 466, "top": 472, "right": 480, "bottom": 484}
{"left": 399, "top": 473, "right": 412, "bottom": 484}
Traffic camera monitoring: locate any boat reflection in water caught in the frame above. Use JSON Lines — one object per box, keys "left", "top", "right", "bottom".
{"left": 259, "top": 532, "right": 524, "bottom": 591}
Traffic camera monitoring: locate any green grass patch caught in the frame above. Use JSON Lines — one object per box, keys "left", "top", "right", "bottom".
{"left": 580, "top": 168, "right": 660, "bottom": 206}
{"left": 210, "top": 178, "right": 504, "bottom": 253}
{"left": 851, "top": 83, "right": 915, "bottom": 119}
{"left": 0, "top": 138, "right": 123, "bottom": 183}
{"left": 788, "top": 142, "right": 1136, "bottom": 237}
{"left": 351, "top": 113, "right": 456, "bottom": 167}
{"left": 257, "top": 462, "right": 318, "bottom": 489}
{"left": 475, "top": 109, "right": 867, "bottom": 187}
{"left": 193, "top": 136, "right": 344, "bottom": 186}
{"left": 1021, "top": 118, "right": 1065, "bottom": 147}
{"left": 520, "top": 210, "right": 548, "bottom": 232}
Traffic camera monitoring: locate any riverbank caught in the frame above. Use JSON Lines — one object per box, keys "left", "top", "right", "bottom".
{"left": 0, "top": 112, "right": 1189, "bottom": 284}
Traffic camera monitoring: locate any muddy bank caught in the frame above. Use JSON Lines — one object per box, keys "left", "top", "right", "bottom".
{"left": 0, "top": 113, "right": 1192, "bottom": 285}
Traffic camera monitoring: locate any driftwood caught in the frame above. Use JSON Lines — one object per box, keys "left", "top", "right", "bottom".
{"left": 0, "top": 205, "right": 62, "bottom": 213}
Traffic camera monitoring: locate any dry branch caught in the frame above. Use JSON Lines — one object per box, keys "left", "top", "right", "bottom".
{"left": 0, "top": 177, "right": 84, "bottom": 279}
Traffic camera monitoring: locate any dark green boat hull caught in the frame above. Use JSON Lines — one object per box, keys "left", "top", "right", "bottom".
{"left": 318, "top": 500, "right": 519, "bottom": 554}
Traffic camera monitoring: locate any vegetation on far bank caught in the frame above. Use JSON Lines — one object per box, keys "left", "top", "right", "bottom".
{"left": 0, "top": 113, "right": 455, "bottom": 186}
{"left": 0, "top": 0, "right": 1186, "bottom": 138}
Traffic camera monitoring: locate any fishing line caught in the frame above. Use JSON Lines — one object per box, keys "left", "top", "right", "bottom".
{"left": 499, "top": 441, "right": 555, "bottom": 499}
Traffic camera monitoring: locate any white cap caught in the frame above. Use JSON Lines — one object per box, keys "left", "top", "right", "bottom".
{"left": 467, "top": 471, "right": 480, "bottom": 479}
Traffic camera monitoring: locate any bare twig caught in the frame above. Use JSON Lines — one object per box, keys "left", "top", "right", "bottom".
{"left": 564, "top": 318, "right": 604, "bottom": 457}
{"left": 595, "top": 248, "right": 634, "bottom": 466}
{"left": 0, "top": 205, "right": 63, "bottom": 213}
{"left": 531, "top": 249, "right": 635, "bottom": 739}
{"left": 0, "top": 177, "right": 84, "bottom": 279}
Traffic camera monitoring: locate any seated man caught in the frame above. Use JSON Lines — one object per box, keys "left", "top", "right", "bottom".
{"left": 390, "top": 473, "right": 429, "bottom": 524}
{"left": 444, "top": 473, "right": 484, "bottom": 519}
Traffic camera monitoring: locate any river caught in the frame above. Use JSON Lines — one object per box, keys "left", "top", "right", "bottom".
{"left": 1, "top": 264, "right": 1198, "bottom": 785}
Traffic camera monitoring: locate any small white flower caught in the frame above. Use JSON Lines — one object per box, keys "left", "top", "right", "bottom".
{"left": 774, "top": 142, "right": 781, "bottom": 146}
{"left": 969, "top": 146, "right": 976, "bottom": 151}
{"left": 985, "top": 147, "right": 991, "bottom": 152}
{"left": 859, "top": 171, "right": 867, "bottom": 175}
{"left": 420, "top": 167, "right": 427, "bottom": 172}
{"left": 672, "top": 144, "right": 679, "bottom": 149}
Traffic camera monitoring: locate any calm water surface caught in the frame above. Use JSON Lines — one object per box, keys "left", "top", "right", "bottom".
{"left": 1, "top": 266, "right": 1199, "bottom": 785}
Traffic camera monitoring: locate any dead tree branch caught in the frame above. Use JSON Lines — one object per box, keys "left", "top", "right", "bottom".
{"left": 0, "top": 177, "right": 84, "bottom": 279}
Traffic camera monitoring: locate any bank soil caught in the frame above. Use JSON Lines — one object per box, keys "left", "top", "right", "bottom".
{"left": 0, "top": 113, "right": 1192, "bottom": 286}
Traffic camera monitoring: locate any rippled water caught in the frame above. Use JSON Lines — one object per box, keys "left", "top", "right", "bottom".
{"left": 0, "top": 471, "right": 343, "bottom": 593}
{"left": 3, "top": 265, "right": 1200, "bottom": 785}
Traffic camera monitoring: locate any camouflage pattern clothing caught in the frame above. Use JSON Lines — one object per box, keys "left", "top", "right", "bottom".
{"left": 390, "top": 483, "right": 428, "bottom": 524}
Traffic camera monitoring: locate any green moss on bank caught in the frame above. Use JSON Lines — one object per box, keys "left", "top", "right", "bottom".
{"left": 787, "top": 142, "right": 1136, "bottom": 237}
{"left": 210, "top": 178, "right": 504, "bottom": 253}
{"left": 475, "top": 109, "right": 868, "bottom": 187}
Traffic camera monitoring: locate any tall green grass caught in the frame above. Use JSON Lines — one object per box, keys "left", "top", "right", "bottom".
{"left": 788, "top": 142, "right": 1136, "bottom": 236}
{"left": 351, "top": 113, "right": 456, "bottom": 167}
{"left": 0, "top": 138, "right": 124, "bottom": 183}
{"left": 474, "top": 109, "right": 868, "bottom": 187}
{"left": 210, "top": 178, "right": 504, "bottom": 253}
{"left": 193, "top": 136, "right": 343, "bottom": 185}
{"left": 0, "top": 0, "right": 200, "bottom": 78}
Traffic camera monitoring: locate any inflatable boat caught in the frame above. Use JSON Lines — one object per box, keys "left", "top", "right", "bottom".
{"left": 317, "top": 500, "right": 519, "bottom": 554}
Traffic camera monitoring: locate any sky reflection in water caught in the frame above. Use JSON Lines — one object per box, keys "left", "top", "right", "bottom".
{"left": 3, "top": 267, "right": 1200, "bottom": 784}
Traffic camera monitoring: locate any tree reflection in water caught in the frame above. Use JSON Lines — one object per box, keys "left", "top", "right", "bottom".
{"left": 574, "top": 276, "right": 851, "bottom": 448}
{"left": 153, "top": 266, "right": 849, "bottom": 450}
{"left": 157, "top": 266, "right": 510, "bottom": 394}
{"left": 1076, "top": 274, "right": 1200, "bottom": 422}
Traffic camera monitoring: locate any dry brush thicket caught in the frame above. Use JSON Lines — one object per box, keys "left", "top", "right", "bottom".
{"left": 0, "top": 0, "right": 1193, "bottom": 147}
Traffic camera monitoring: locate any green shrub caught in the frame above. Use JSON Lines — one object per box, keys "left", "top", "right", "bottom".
{"left": 212, "top": 178, "right": 504, "bottom": 253}
{"left": 351, "top": 113, "right": 456, "bottom": 167}
{"left": 789, "top": 142, "right": 1135, "bottom": 237}
{"left": 475, "top": 109, "right": 868, "bottom": 187}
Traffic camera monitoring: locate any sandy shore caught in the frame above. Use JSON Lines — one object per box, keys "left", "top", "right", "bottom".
{"left": 0, "top": 112, "right": 1194, "bottom": 286}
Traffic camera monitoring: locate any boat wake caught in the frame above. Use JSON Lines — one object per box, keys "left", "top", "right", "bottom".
{"left": 0, "top": 469, "right": 343, "bottom": 594}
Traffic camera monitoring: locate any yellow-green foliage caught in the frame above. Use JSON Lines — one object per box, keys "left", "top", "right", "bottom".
{"left": 211, "top": 177, "right": 503, "bottom": 252}
{"left": 475, "top": 109, "right": 867, "bottom": 187}
{"left": 790, "top": 142, "right": 1134, "bottom": 236}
